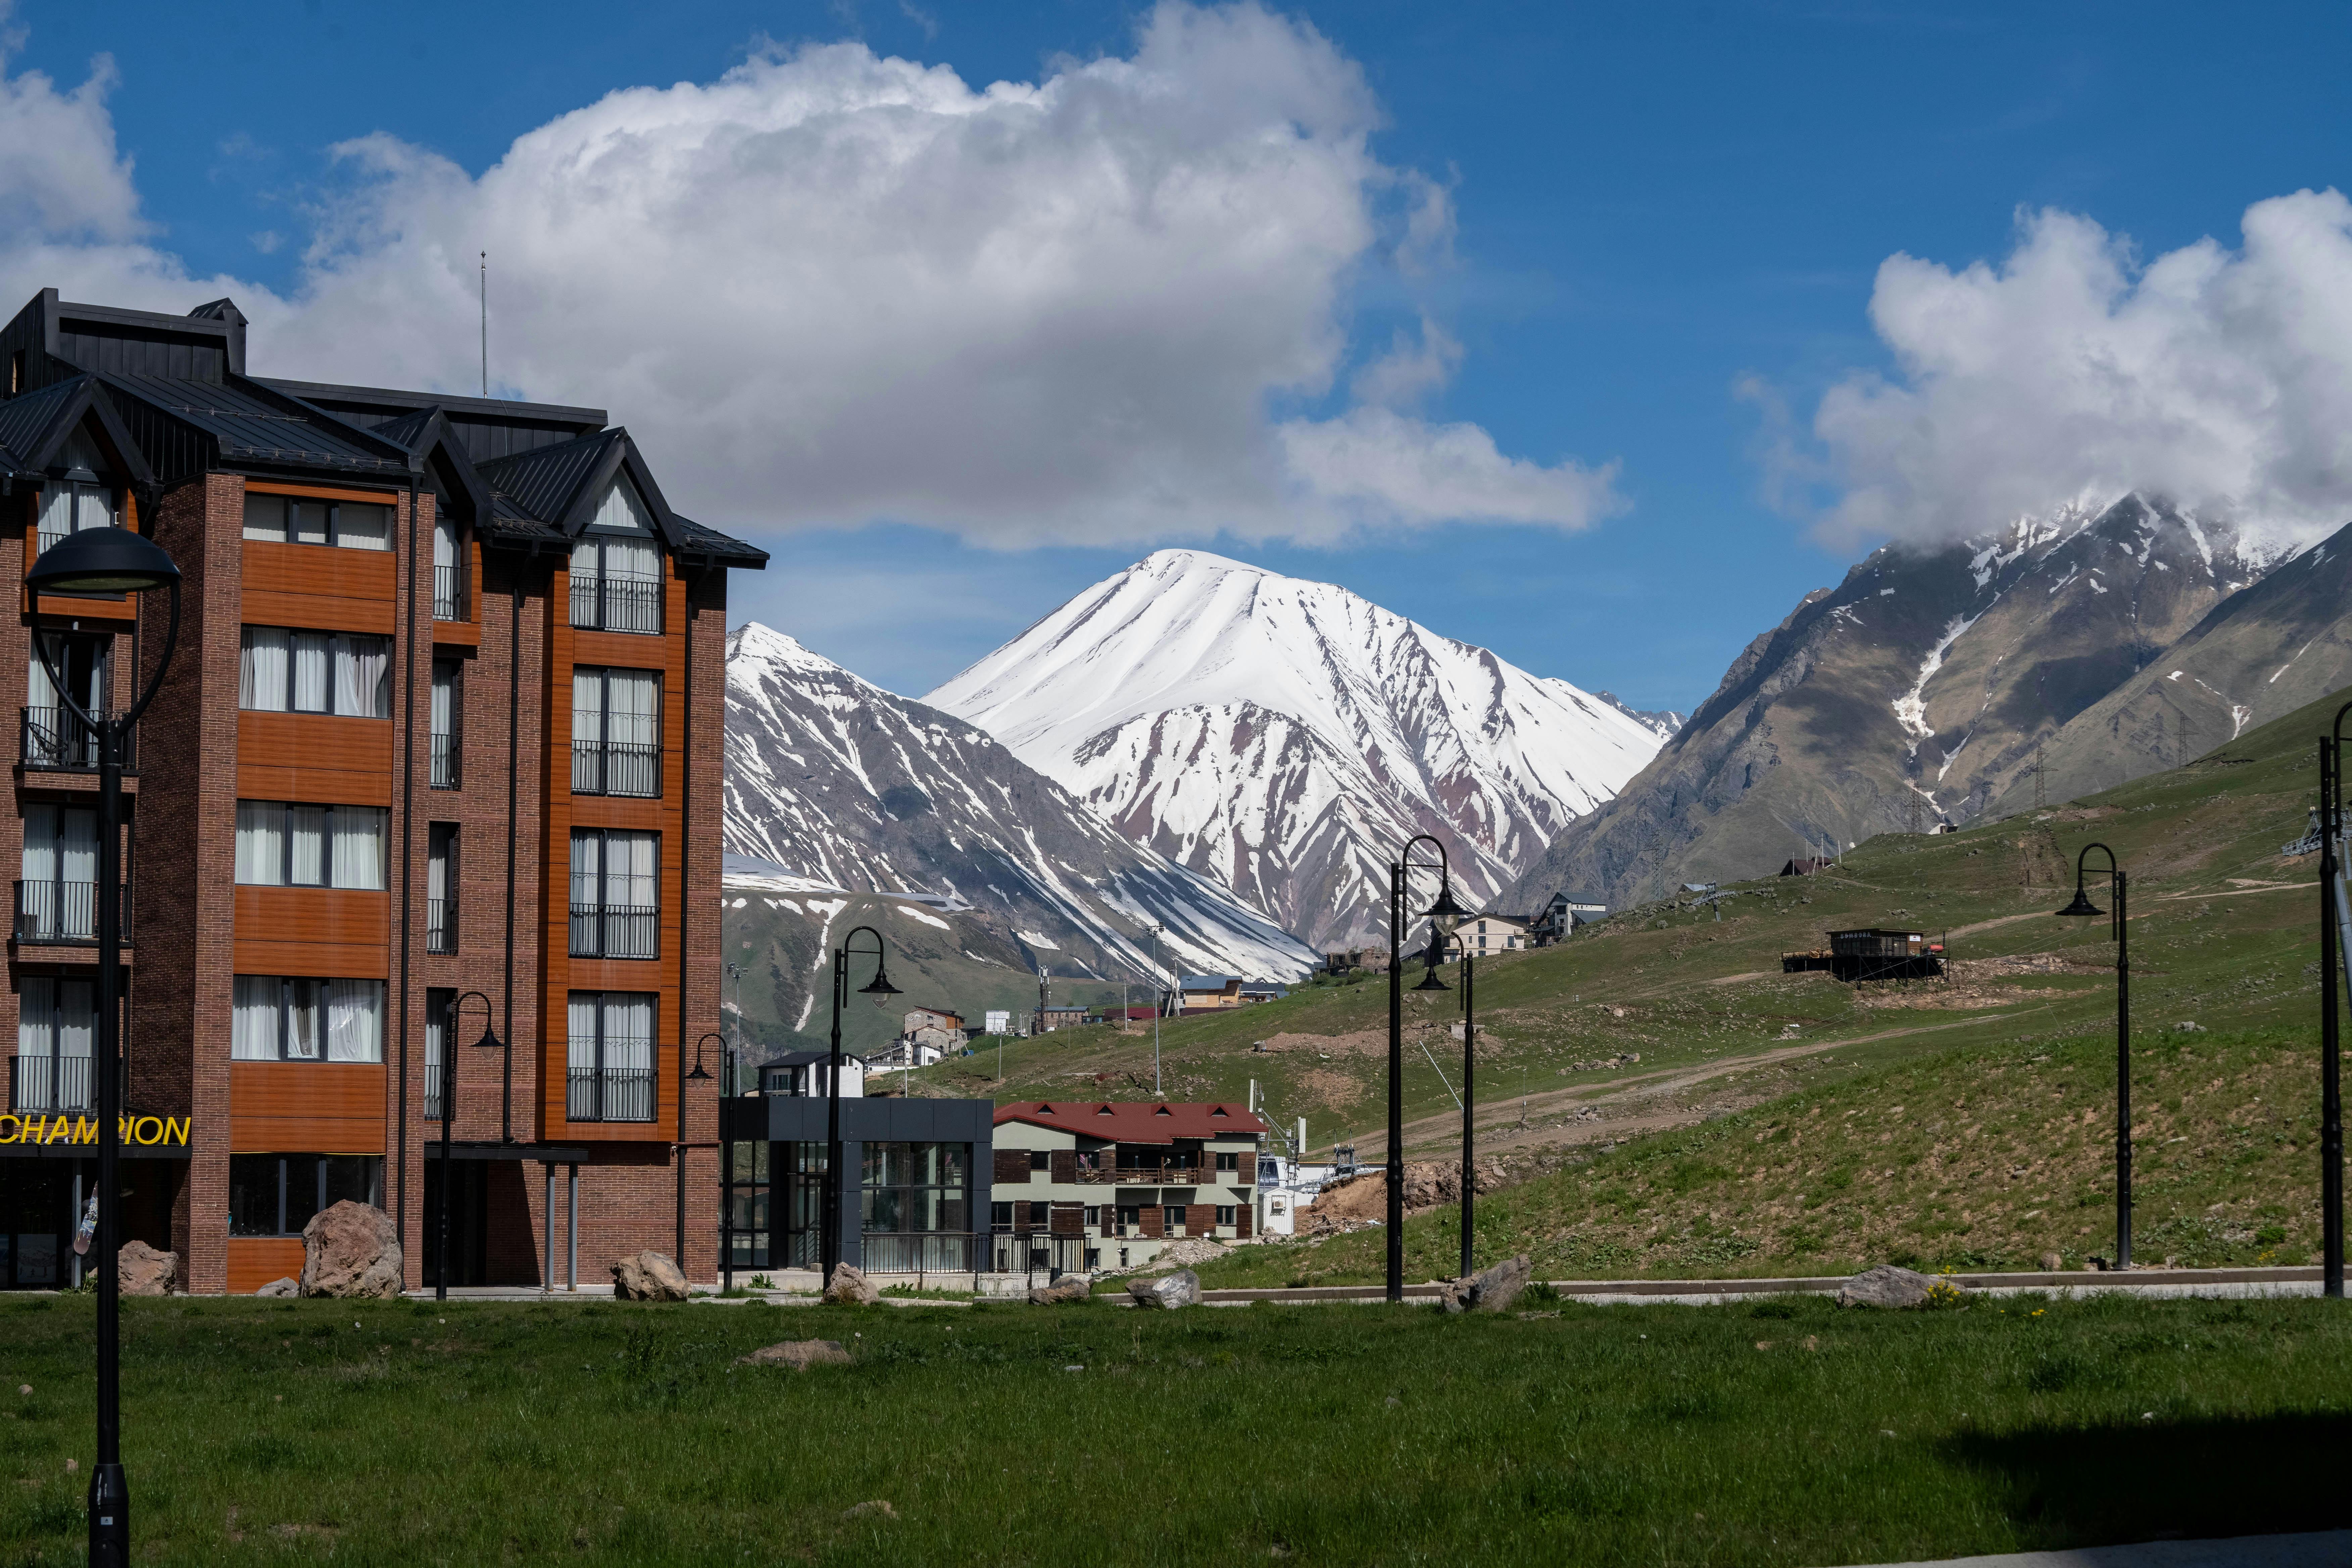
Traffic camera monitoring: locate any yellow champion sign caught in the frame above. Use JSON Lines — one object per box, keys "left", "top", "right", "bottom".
{"left": 0, "top": 1114, "right": 189, "bottom": 1147}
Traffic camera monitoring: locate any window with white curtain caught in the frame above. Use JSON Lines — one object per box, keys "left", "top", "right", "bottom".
{"left": 18, "top": 977, "right": 94, "bottom": 1060}
{"left": 239, "top": 628, "right": 392, "bottom": 717}
{"left": 567, "top": 479, "right": 664, "bottom": 633}
{"left": 233, "top": 976, "right": 382, "bottom": 1063}
{"left": 233, "top": 802, "right": 387, "bottom": 890}
{"left": 432, "top": 513, "right": 463, "bottom": 619}
{"left": 19, "top": 803, "right": 100, "bottom": 941}
{"left": 424, "top": 989, "right": 452, "bottom": 1120}
{"left": 37, "top": 431, "right": 120, "bottom": 553}
{"left": 568, "top": 829, "right": 658, "bottom": 958}
{"left": 566, "top": 991, "right": 655, "bottom": 1122}
{"left": 429, "top": 660, "right": 459, "bottom": 788}
{"left": 240, "top": 494, "right": 393, "bottom": 551}
{"left": 570, "top": 667, "right": 659, "bottom": 796}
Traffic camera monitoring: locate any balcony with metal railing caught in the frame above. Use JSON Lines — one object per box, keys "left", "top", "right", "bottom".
{"left": 429, "top": 731, "right": 459, "bottom": 789}
{"left": 432, "top": 563, "right": 467, "bottom": 622}
{"left": 570, "top": 740, "right": 660, "bottom": 797}
{"left": 21, "top": 707, "right": 133, "bottom": 772}
{"left": 14, "top": 880, "right": 127, "bottom": 945}
{"left": 426, "top": 896, "right": 456, "bottom": 955}
{"left": 567, "top": 1066, "right": 654, "bottom": 1123}
{"left": 569, "top": 903, "right": 657, "bottom": 960}
{"left": 570, "top": 574, "right": 663, "bottom": 635}
{"left": 11, "top": 1054, "right": 93, "bottom": 1114}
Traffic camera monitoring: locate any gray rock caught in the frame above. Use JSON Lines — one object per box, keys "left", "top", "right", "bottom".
{"left": 1440, "top": 1254, "right": 1533, "bottom": 1313}
{"left": 1835, "top": 1264, "right": 1936, "bottom": 1309}
{"left": 824, "top": 1263, "right": 881, "bottom": 1307}
{"left": 254, "top": 1276, "right": 298, "bottom": 1299}
{"left": 1029, "top": 1272, "right": 1093, "bottom": 1305}
{"left": 299, "top": 1201, "right": 402, "bottom": 1298}
{"left": 610, "top": 1251, "right": 690, "bottom": 1302}
{"left": 2039, "top": 1252, "right": 2064, "bottom": 1273}
{"left": 737, "top": 1339, "right": 852, "bottom": 1369}
{"left": 1126, "top": 1269, "right": 1200, "bottom": 1310}
{"left": 118, "top": 1240, "right": 175, "bottom": 1297}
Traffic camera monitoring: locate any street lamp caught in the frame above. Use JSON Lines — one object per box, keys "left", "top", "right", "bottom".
{"left": 1387, "top": 835, "right": 1461, "bottom": 1303}
{"left": 1457, "top": 933, "right": 1476, "bottom": 1281}
{"left": 2054, "top": 843, "right": 2130, "bottom": 1269}
{"left": 823, "top": 927, "right": 899, "bottom": 1285}
{"left": 27, "top": 525, "right": 180, "bottom": 1568}
{"left": 2317, "top": 707, "right": 2351, "bottom": 1299}
{"left": 437, "top": 991, "right": 500, "bottom": 1303}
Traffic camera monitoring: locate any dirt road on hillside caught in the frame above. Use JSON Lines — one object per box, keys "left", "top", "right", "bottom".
{"left": 1347, "top": 1009, "right": 2043, "bottom": 1162}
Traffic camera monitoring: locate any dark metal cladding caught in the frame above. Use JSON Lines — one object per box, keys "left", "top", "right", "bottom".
{"left": 257, "top": 378, "right": 605, "bottom": 466}
{"left": 0, "top": 378, "right": 87, "bottom": 473}
{"left": 476, "top": 429, "right": 619, "bottom": 529}
{"left": 96, "top": 373, "right": 407, "bottom": 477}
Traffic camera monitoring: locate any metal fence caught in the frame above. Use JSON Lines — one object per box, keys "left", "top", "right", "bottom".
{"left": 570, "top": 574, "right": 662, "bottom": 635}
{"left": 21, "top": 706, "right": 129, "bottom": 771}
{"left": 11, "top": 1054, "right": 93, "bottom": 1114}
{"left": 567, "top": 1066, "right": 654, "bottom": 1123}
{"left": 569, "top": 903, "right": 657, "bottom": 960}
{"left": 426, "top": 896, "right": 456, "bottom": 955}
{"left": 571, "top": 739, "right": 660, "bottom": 798}
{"left": 432, "top": 564, "right": 466, "bottom": 622}
{"left": 15, "top": 880, "right": 122, "bottom": 945}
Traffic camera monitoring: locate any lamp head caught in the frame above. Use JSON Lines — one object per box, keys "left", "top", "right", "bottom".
{"left": 469, "top": 1024, "right": 502, "bottom": 1053}
{"left": 2054, "top": 882, "right": 2104, "bottom": 919}
{"left": 1420, "top": 881, "right": 1467, "bottom": 938}
{"left": 685, "top": 1058, "right": 713, "bottom": 1081}
{"left": 1412, "top": 939, "right": 1451, "bottom": 991}
{"left": 859, "top": 965, "right": 902, "bottom": 1004}
{"left": 26, "top": 525, "right": 179, "bottom": 596}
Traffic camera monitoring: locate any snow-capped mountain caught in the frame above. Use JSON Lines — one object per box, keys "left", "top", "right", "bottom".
{"left": 1511, "top": 493, "right": 2270, "bottom": 908}
{"left": 723, "top": 623, "right": 1314, "bottom": 989}
{"left": 924, "top": 550, "right": 1669, "bottom": 949}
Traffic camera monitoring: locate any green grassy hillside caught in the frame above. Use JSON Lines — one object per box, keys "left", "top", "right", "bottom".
{"left": 924, "top": 686, "right": 2345, "bottom": 1280}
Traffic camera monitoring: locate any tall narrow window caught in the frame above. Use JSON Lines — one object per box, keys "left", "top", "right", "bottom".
{"left": 567, "top": 479, "right": 664, "bottom": 633}
{"left": 38, "top": 432, "right": 119, "bottom": 554}
{"left": 566, "top": 991, "right": 654, "bottom": 1122}
{"left": 239, "top": 628, "right": 391, "bottom": 718}
{"left": 14, "top": 977, "right": 94, "bottom": 1113}
{"left": 426, "top": 824, "right": 456, "bottom": 954}
{"left": 23, "top": 634, "right": 108, "bottom": 769}
{"left": 432, "top": 513, "right": 463, "bottom": 620}
{"left": 18, "top": 803, "right": 100, "bottom": 944}
{"left": 430, "top": 660, "right": 460, "bottom": 788}
{"left": 570, "top": 667, "right": 659, "bottom": 796}
{"left": 424, "top": 989, "right": 453, "bottom": 1122}
{"left": 568, "top": 830, "right": 657, "bottom": 959}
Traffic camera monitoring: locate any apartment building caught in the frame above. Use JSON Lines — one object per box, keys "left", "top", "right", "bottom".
{"left": 988, "top": 1101, "right": 1268, "bottom": 1272}
{"left": 0, "top": 288, "right": 764, "bottom": 1293}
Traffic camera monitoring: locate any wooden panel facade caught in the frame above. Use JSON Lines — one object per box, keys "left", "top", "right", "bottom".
{"left": 229, "top": 1061, "right": 388, "bottom": 1153}
{"left": 231, "top": 887, "right": 391, "bottom": 979}
{"left": 226, "top": 1238, "right": 305, "bottom": 1295}
{"left": 537, "top": 566, "right": 688, "bottom": 1145}
{"left": 236, "top": 713, "right": 395, "bottom": 806}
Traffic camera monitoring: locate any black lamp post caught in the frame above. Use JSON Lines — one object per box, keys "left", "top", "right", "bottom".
{"left": 437, "top": 991, "right": 500, "bottom": 1303}
{"left": 823, "top": 927, "right": 900, "bottom": 1284}
{"left": 27, "top": 526, "right": 180, "bottom": 1568}
{"left": 1458, "top": 936, "right": 1476, "bottom": 1282}
{"left": 1387, "top": 835, "right": 1462, "bottom": 1303}
{"left": 2318, "top": 707, "right": 2350, "bottom": 1298}
{"left": 2055, "top": 843, "right": 2130, "bottom": 1269}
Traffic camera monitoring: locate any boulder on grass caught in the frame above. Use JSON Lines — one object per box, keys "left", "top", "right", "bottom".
{"left": 737, "top": 1339, "right": 852, "bottom": 1369}
{"left": 1029, "top": 1273, "right": 1092, "bottom": 1306}
{"left": 1440, "top": 1254, "right": 1532, "bottom": 1314}
{"left": 824, "top": 1263, "right": 881, "bottom": 1307}
{"left": 117, "top": 1240, "right": 175, "bottom": 1296}
{"left": 299, "top": 1201, "right": 402, "bottom": 1298}
{"left": 1835, "top": 1264, "right": 1934, "bottom": 1309}
{"left": 611, "top": 1251, "right": 690, "bottom": 1302}
{"left": 254, "top": 1277, "right": 298, "bottom": 1299}
{"left": 1126, "top": 1269, "right": 1199, "bottom": 1310}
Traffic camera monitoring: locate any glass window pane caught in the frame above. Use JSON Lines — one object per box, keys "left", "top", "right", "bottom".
{"left": 325, "top": 980, "right": 382, "bottom": 1063}
{"left": 334, "top": 504, "right": 391, "bottom": 551}
{"left": 228, "top": 1154, "right": 282, "bottom": 1237}
{"left": 291, "top": 632, "right": 331, "bottom": 712}
{"left": 330, "top": 807, "right": 386, "bottom": 890}
{"left": 234, "top": 800, "right": 285, "bottom": 886}
{"left": 239, "top": 629, "right": 290, "bottom": 712}
{"left": 283, "top": 1155, "right": 323, "bottom": 1234}
{"left": 322, "top": 1155, "right": 381, "bottom": 1209}
{"left": 286, "top": 979, "right": 322, "bottom": 1060}
{"left": 232, "top": 976, "right": 280, "bottom": 1061}
{"left": 287, "top": 805, "right": 326, "bottom": 885}
{"left": 241, "top": 494, "right": 287, "bottom": 543}
{"left": 291, "top": 502, "right": 329, "bottom": 546}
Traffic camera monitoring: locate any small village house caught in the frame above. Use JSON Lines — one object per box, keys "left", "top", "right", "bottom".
{"left": 987, "top": 1100, "right": 1269, "bottom": 1272}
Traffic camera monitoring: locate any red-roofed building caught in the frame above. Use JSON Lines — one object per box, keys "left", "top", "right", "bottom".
{"left": 989, "top": 1100, "right": 1270, "bottom": 1272}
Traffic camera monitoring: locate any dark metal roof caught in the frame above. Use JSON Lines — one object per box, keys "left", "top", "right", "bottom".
{"left": 99, "top": 372, "right": 410, "bottom": 476}
{"left": 476, "top": 428, "right": 617, "bottom": 528}
{"left": 0, "top": 378, "right": 84, "bottom": 473}
{"left": 670, "top": 512, "right": 768, "bottom": 568}
{"left": 366, "top": 405, "right": 441, "bottom": 452}
{"left": 256, "top": 377, "right": 605, "bottom": 430}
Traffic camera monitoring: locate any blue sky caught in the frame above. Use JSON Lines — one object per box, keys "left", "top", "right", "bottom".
{"left": 6, "top": 1, "right": 2351, "bottom": 707}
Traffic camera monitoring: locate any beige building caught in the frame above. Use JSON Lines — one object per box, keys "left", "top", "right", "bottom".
{"left": 1447, "top": 914, "right": 1531, "bottom": 956}
{"left": 987, "top": 1100, "right": 1268, "bottom": 1272}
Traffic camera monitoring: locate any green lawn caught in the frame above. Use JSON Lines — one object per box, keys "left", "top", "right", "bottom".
{"left": 0, "top": 1291, "right": 2345, "bottom": 1565}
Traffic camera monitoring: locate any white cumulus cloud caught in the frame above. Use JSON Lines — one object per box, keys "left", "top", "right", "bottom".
{"left": 1797, "top": 189, "right": 2352, "bottom": 550}
{"left": 0, "top": 2, "right": 1619, "bottom": 547}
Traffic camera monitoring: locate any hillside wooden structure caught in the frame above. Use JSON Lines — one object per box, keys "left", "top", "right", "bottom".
{"left": 1782, "top": 928, "right": 1944, "bottom": 983}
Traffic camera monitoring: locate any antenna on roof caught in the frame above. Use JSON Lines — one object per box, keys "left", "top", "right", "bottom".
{"left": 479, "top": 252, "right": 489, "bottom": 398}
